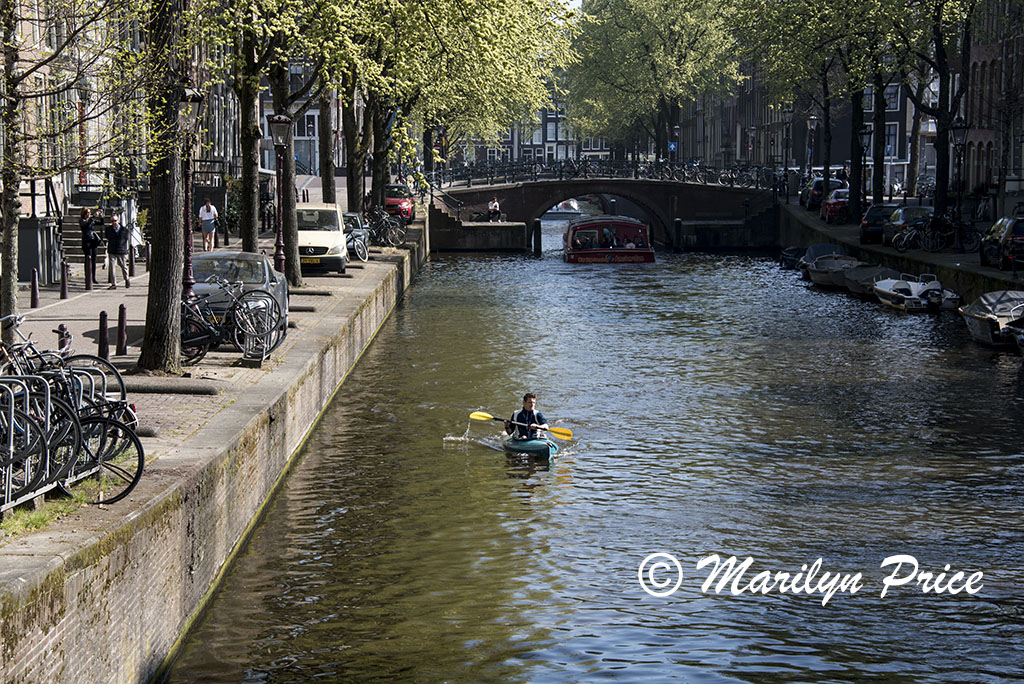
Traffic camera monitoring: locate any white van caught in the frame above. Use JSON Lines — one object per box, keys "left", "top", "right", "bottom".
{"left": 296, "top": 203, "right": 348, "bottom": 274}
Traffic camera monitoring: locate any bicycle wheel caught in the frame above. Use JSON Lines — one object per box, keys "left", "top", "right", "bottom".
{"left": 64, "top": 416, "right": 144, "bottom": 505}
{"left": 2, "top": 408, "right": 50, "bottom": 501}
{"left": 232, "top": 291, "right": 282, "bottom": 338}
{"left": 894, "top": 232, "right": 909, "bottom": 253}
{"left": 923, "top": 229, "right": 944, "bottom": 252}
{"left": 64, "top": 354, "right": 127, "bottom": 401}
{"left": 39, "top": 397, "right": 82, "bottom": 485}
{"left": 181, "top": 315, "right": 210, "bottom": 366}
{"left": 961, "top": 229, "right": 981, "bottom": 253}
{"left": 353, "top": 237, "right": 369, "bottom": 262}
{"left": 387, "top": 220, "right": 406, "bottom": 247}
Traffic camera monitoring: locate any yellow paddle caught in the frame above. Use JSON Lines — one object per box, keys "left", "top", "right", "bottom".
{"left": 470, "top": 411, "right": 574, "bottom": 440}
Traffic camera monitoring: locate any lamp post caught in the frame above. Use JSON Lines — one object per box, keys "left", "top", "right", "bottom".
{"left": 858, "top": 125, "right": 872, "bottom": 206}
{"left": 783, "top": 110, "right": 792, "bottom": 203}
{"left": 806, "top": 115, "right": 818, "bottom": 176}
{"left": 748, "top": 126, "right": 756, "bottom": 164}
{"left": 672, "top": 124, "right": 680, "bottom": 163}
{"left": 179, "top": 84, "right": 204, "bottom": 300}
{"left": 268, "top": 111, "right": 292, "bottom": 274}
{"left": 951, "top": 115, "right": 968, "bottom": 220}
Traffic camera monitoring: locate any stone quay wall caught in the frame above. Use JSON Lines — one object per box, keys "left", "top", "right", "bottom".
{"left": 0, "top": 233, "right": 427, "bottom": 684}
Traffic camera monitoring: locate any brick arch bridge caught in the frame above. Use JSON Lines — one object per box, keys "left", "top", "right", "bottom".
{"left": 440, "top": 179, "right": 775, "bottom": 247}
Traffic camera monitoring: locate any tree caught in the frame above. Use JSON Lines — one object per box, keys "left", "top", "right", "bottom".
{"left": 0, "top": 0, "right": 148, "bottom": 342}
{"left": 567, "top": 0, "right": 739, "bottom": 151}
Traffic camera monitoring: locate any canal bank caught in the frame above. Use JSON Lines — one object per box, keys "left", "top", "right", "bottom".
{"left": 0, "top": 227, "right": 428, "bottom": 684}
{"left": 779, "top": 202, "right": 1024, "bottom": 302}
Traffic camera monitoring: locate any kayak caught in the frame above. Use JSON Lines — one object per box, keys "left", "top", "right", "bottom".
{"left": 502, "top": 437, "right": 559, "bottom": 459}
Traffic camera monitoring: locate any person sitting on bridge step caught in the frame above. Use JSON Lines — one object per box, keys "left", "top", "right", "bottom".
{"left": 487, "top": 197, "right": 501, "bottom": 221}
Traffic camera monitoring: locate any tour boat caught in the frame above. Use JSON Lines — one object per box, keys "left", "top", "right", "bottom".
{"left": 563, "top": 215, "right": 655, "bottom": 263}
{"left": 502, "top": 437, "right": 559, "bottom": 459}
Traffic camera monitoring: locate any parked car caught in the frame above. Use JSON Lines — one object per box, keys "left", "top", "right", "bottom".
{"left": 859, "top": 203, "right": 901, "bottom": 244}
{"left": 295, "top": 203, "right": 348, "bottom": 274}
{"left": 800, "top": 177, "right": 847, "bottom": 209}
{"left": 820, "top": 188, "right": 850, "bottom": 223}
{"left": 883, "top": 206, "right": 934, "bottom": 245}
{"left": 980, "top": 216, "right": 1024, "bottom": 269}
{"left": 384, "top": 184, "right": 416, "bottom": 223}
{"left": 343, "top": 212, "right": 370, "bottom": 244}
{"left": 191, "top": 251, "right": 289, "bottom": 344}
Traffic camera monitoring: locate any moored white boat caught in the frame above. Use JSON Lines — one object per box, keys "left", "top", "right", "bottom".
{"left": 807, "top": 255, "right": 863, "bottom": 287}
{"left": 797, "top": 243, "right": 844, "bottom": 280}
{"left": 843, "top": 265, "right": 900, "bottom": 297}
{"left": 958, "top": 291, "right": 1024, "bottom": 347}
{"left": 873, "top": 274, "right": 960, "bottom": 312}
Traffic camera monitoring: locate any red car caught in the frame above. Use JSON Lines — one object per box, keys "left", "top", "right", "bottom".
{"left": 384, "top": 184, "right": 416, "bottom": 223}
{"left": 819, "top": 188, "right": 850, "bottom": 223}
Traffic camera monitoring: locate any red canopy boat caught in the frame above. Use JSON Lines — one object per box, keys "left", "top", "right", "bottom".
{"left": 562, "top": 215, "right": 656, "bottom": 263}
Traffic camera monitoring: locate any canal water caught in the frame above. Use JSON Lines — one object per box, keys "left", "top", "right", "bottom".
{"left": 165, "top": 222, "right": 1024, "bottom": 683}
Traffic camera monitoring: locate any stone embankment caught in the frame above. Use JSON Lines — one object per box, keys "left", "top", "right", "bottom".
{"left": 779, "top": 203, "right": 1024, "bottom": 302}
{"left": 0, "top": 226, "right": 427, "bottom": 684}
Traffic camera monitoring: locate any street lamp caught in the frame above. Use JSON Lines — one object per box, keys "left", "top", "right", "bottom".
{"left": 672, "top": 124, "right": 680, "bottom": 163}
{"left": 179, "top": 83, "right": 204, "bottom": 300}
{"left": 748, "top": 126, "right": 756, "bottom": 164}
{"left": 806, "top": 115, "right": 818, "bottom": 176}
{"left": 783, "top": 110, "right": 792, "bottom": 203}
{"left": 951, "top": 115, "right": 969, "bottom": 219}
{"left": 858, "top": 124, "right": 872, "bottom": 204}
{"left": 268, "top": 111, "right": 292, "bottom": 274}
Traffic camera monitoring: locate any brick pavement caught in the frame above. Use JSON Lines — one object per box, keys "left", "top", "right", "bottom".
{"left": 16, "top": 229, "right": 397, "bottom": 464}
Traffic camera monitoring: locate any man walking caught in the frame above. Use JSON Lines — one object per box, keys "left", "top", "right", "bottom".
{"left": 106, "top": 214, "right": 131, "bottom": 289}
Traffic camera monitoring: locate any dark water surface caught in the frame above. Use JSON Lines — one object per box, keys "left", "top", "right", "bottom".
{"left": 166, "top": 223, "right": 1024, "bottom": 683}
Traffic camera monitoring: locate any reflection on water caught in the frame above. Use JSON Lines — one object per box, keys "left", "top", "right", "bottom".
{"left": 165, "top": 222, "right": 1024, "bottom": 683}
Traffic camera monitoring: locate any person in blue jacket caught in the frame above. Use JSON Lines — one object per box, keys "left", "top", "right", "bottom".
{"left": 505, "top": 393, "right": 549, "bottom": 440}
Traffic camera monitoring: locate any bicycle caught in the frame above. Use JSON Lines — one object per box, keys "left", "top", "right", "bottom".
{"left": 892, "top": 223, "right": 927, "bottom": 252}
{"left": 923, "top": 214, "right": 982, "bottom": 253}
{"left": 365, "top": 207, "right": 406, "bottom": 247}
{"left": 347, "top": 230, "right": 369, "bottom": 262}
{"left": 181, "top": 276, "right": 284, "bottom": 365}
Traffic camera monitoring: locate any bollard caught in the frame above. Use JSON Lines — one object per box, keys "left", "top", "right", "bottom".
{"left": 116, "top": 304, "right": 128, "bottom": 356}
{"left": 128, "top": 248, "right": 136, "bottom": 277}
{"left": 674, "top": 218, "right": 683, "bottom": 253}
{"left": 56, "top": 324, "right": 70, "bottom": 353}
{"left": 30, "top": 268, "right": 38, "bottom": 308}
{"left": 84, "top": 254, "right": 93, "bottom": 290}
{"left": 60, "top": 260, "right": 68, "bottom": 299}
{"left": 145, "top": 242, "right": 151, "bottom": 272}
{"left": 533, "top": 218, "right": 542, "bottom": 256}
{"left": 609, "top": 199, "right": 617, "bottom": 215}
{"left": 97, "top": 311, "right": 109, "bottom": 360}
{"left": 223, "top": 220, "right": 230, "bottom": 247}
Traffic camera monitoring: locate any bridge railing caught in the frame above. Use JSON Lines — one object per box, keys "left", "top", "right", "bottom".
{"left": 426, "top": 160, "right": 797, "bottom": 195}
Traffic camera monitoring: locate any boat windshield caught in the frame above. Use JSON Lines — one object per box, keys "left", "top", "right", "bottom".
{"left": 571, "top": 225, "right": 649, "bottom": 249}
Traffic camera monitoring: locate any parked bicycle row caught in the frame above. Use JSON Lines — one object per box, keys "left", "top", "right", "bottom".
{"left": 0, "top": 315, "right": 143, "bottom": 513}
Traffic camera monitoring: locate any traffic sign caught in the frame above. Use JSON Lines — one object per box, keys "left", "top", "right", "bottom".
{"left": 668, "top": 142, "right": 678, "bottom": 152}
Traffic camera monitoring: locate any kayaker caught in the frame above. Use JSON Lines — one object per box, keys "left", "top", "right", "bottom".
{"left": 505, "top": 393, "right": 549, "bottom": 440}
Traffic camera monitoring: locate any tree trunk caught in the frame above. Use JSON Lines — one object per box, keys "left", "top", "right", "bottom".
{"left": 820, "top": 63, "right": 832, "bottom": 213}
{"left": 907, "top": 78, "right": 926, "bottom": 196}
{"left": 849, "top": 87, "right": 864, "bottom": 221}
{"left": 370, "top": 104, "right": 391, "bottom": 208}
{"left": 236, "top": 47, "right": 261, "bottom": 253}
{"left": 872, "top": 70, "right": 886, "bottom": 203}
{"left": 318, "top": 89, "right": 337, "bottom": 205}
{"left": 341, "top": 80, "right": 372, "bottom": 214}
{"left": 1, "top": 0, "right": 20, "bottom": 345}
{"left": 138, "top": 0, "right": 185, "bottom": 372}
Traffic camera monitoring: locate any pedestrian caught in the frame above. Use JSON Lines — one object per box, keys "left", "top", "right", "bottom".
{"left": 79, "top": 207, "right": 101, "bottom": 284}
{"left": 504, "top": 392, "right": 549, "bottom": 440}
{"left": 198, "top": 197, "right": 219, "bottom": 252}
{"left": 105, "top": 214, "right": 130, "bottom": 289}
{"left": 837, "top": 165, "right": 850, "bottom": 182}
{"left": 487, "top": 197, "right": 501, "bottom": 221}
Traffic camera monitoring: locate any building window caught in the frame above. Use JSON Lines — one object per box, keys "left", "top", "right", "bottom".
{"left": 532, "top": 127, "right": 542, "bottom": 145}
{"left": 863, "top": 88, "right": 873, "bottom": 112}
{"left": 885, "top": 123, "right": 899, "bottom": 157}
{"left": 884, "top": 85, "right": 900, "bottom": 111}
{"left": 582, "top": 138, "right": 591, "bottom": 150}
{"left": 546, "top": 122, "right": 556, "bottom": 140}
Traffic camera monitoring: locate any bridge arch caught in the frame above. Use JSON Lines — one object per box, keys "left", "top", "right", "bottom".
{"left": 442, "top": 179, "right": 771, "bottom": 247}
